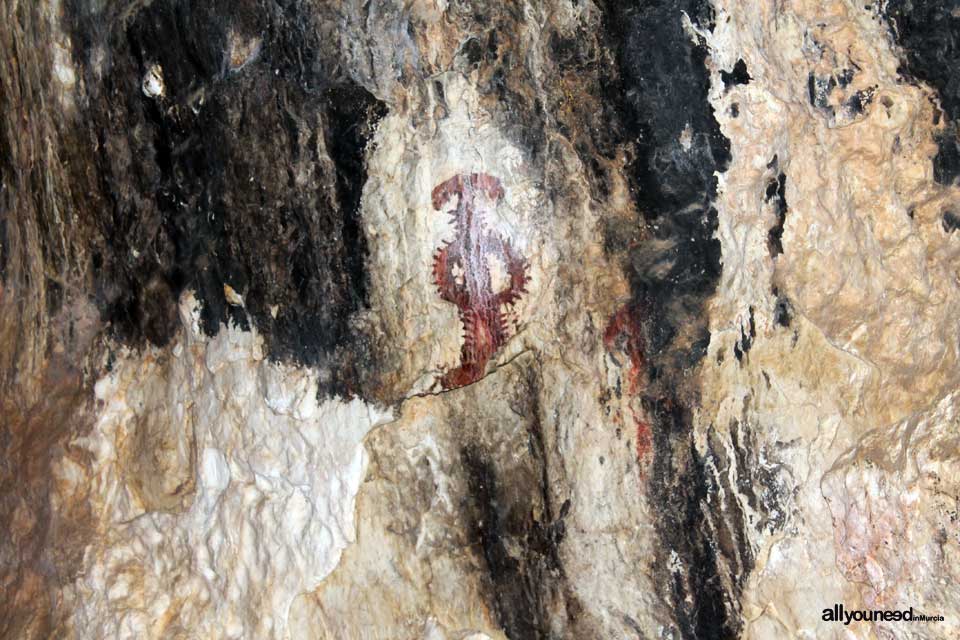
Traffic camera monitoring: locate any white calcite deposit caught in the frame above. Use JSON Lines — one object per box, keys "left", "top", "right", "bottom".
{"left": 56, "top": 295, "right": 392, "bottom": 638}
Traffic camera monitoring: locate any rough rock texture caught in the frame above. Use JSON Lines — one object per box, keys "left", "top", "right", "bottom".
{"left": 60, "top": 294, "right": 391, "bottom": 638}
{"left": 2, "top": 0, "right": 960, "bottom": 639}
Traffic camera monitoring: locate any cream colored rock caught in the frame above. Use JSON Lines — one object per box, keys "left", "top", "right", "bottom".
{"left": 56, "top": 295, "right": 392, "bottom": 639}
{"left": 822, "top": 392, "right": 960, "bottom": 639}
{"left": 701, "top": 0, "right": 960, "bottom": 638}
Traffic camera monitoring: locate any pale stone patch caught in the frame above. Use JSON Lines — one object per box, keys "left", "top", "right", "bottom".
{"left": 59, "top": 293, "right": 393, "bottom": 639}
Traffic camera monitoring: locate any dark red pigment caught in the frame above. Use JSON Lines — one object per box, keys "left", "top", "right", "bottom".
{"left": 604, "top": 304, "right": 653, "bottom": 461}
{"left": 432, "top": 173, "right": 529, "bottom": 389}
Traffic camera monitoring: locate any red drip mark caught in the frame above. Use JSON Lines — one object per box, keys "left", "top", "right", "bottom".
{"left": 635, "top": 420, "right": 652, "bottom": 461}
{"left": 432, "top": 173, "right": 529, "bottom": 389}
{"left": 604, "top": 305, "right": 646, "bottom": 395}
{"left": 604, "top": 304, "right": 652, "bottom": 462}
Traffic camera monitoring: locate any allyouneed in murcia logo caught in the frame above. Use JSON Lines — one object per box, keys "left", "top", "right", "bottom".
{"left": 822, "top": 603, "right": 945, "bottom": 625}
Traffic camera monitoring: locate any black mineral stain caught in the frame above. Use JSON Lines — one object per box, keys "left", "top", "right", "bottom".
{"left": 733, "top": 307, "right": 755, "bottom": 364}
{"left": 647, "top": 399, "right": 747, "bottom": 640}
{"left": 137, "top": 274, "right": 180, "bottom": 347}
{"left": 942, "top": 210, "right": 960, "bottom": 233}
{"left": 808, "top": 72, "right": 837, "bottom": 111}
{"left": 885, "top": 1, "right": 960, "bottom": 122}
{"left": 845, "top": 88, "right": 875, "bottom": 115}
{"left": 459, "top": 384, "right": 577, "bottom": 640}
{"left": 598, "top": 1, "right": 744, "bottom": 638}
{"left": 550, "top": 29, "right": 592, "bottom": 72}
{"left": 0, "top": 214, "right": 7, "bottom": 282}
{"left": 728, "top": 420, "right": 788, "bottom": 534}
{"left": 837, "top": 67, "right": 856, "bottom": 88}
{"left": 766, "top": 172, "right": 788, "bottom": 257}
{"left": 45, "top": 278, "right": 63, "bottom": 317}
{"left": 884, "top": 0, "right": 960, "bottom": 185}
{"left": 63, "top": 0, "right": 386, "bottom": 397}
{"left": 706, "top": 427, "right": 755, "bottom": 579}
{"left": 600, "top": 0, "right": 728, "bottom": 375}
{"left": 773, "top": 291, "right": 793, "bottom": 328}
{"left": 461, "top": 447, "right": 534, "bottom": 638}
{"left": 805, "top": 66, "right": 873, "bottom": 122}
{"left": 462, "top": 5, "right": 551, "bottom": 168}
{"left": 934, "top": 131, "right": 960, "bottom": 185}
{"left": 459, "top": 37, "right": 484, "bottom": 68}
{"left": 720, "top": 59, "right": 751, "bottom": 90}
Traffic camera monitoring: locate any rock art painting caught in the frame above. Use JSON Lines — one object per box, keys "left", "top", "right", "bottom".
{"left": 604, "top": 303, "right": 653, "bottom": 464}
{"left": 4, "top": 1, "right": 960, "bottom": 639}
{"left": 431, "top": 173, "right": 529, "bottom": 390}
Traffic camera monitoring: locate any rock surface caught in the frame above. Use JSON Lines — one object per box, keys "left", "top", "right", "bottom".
{"left": 1, "top": 0, "right": 959, "bottom": 639}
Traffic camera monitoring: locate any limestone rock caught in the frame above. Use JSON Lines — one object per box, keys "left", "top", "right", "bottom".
{"left": 2, "top": 1, "right": 959, "bottom": 639}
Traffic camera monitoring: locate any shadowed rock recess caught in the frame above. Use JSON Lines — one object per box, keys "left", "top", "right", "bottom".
{"left": 2, "top": 1, "right": 960, "bottom": 639}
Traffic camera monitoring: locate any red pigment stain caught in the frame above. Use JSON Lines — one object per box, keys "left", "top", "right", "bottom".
{"left": 604, "top": 304, "right": 653, "bottom": 461}
{"left": 432, "top": 173, "right": 529, "bottom": 390}
{"left": 635, "top": 420, "right": 652, "bottom": 461}
{"left": 603, "top": 304, "right": 646, "bottom": 394}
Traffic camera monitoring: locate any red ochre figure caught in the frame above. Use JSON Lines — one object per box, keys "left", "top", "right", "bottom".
{"left": 604, "top": 304, "right": 653, "bottom": 462}
{"left": 603, "top": 304, "right": 646, "bottom": 395}
{"left": 431, "top": 173, "right": 529, "bottom": 390}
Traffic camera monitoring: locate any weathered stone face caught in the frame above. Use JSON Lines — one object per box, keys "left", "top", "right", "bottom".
{"left": 2, "top": 0, "right": 959, "bottom": 638}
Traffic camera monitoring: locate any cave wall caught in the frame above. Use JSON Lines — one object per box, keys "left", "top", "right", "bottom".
{"left": 1, "top": 0, "right": 959, "bottom": 639}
